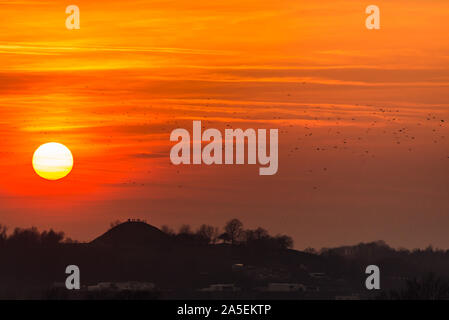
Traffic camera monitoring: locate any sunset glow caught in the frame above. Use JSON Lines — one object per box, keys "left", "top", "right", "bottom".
{"left": 0, "top": 0, "right": 447, "bottom": 250}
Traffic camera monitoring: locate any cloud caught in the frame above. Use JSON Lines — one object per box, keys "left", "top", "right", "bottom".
{"left": 130, "top": 153, "right": 166, "bottom": 159}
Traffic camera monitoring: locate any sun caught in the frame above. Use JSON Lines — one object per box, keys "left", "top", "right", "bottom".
{"left": 32, "top": 142, "right": 74, "bottom": 181}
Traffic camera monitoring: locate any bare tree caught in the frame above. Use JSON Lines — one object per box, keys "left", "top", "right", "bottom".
{"left": 177, "top": 224, "right": 199, "bottom": 242}
{"left": 210, "top": 227, "right": 220, "bottom": 244}
{"left": 304, "top": 247, "right": 317, "bottom": 255}
{"left": 161, "top": 225, "right": 175, "bottom": 236}
{"left": 389, "top": 273, "right": 449, "bottom": 300}
{"left": 196, "top": 224, "right": 219, "bottom": 244}
{"left": 244, "top": 229, "right": 256, "bottom": 242}
{"left": 218, "top": 232, "right": 231, "bottom": 244}
{"left": 254, "top": 227, "right": 269, "bottom": 240}
{"left": 179, "top": 224, "right": 192, "bottom": 235}
{"left": 275, "top": 235, "right": 294, "bottom": 250}
{"left": 224, "top": 219, "right": 243, "bottom": 245}
{"left": 41, "top": 229, "right": 65, "bottom": 246}
{"left": 244, "top": 227, "right": 269, "bottom": 243}
{"left": 8, "top": 227, "right": 41, "bottom": 247}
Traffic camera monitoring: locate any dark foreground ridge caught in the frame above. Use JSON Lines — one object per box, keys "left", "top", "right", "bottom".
{"left": 0, "top": 221, "right": 449, "bottom": 299}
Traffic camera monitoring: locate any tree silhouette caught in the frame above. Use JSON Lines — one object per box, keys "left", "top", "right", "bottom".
{"left": 177, "top": 224, "right": 198, "bottom": 242}
{"left": 254, "top": 227, "right": 269, "bottom": 240}
{"left": 223, "top": 219, "right": 243, "bottom": 245}
{"left": 244, "top": 227, "right": 269, "bottom": 243}
{"left": 388, "top": 273, "right": 449, "bottom": 300}
{"left": 7, "top": 227, "right": 41, "bottom": 247}
{"left": 0, "top": 226, "right": 67, "bottom": 248}
{"left": 196, "top": 224, "right": 219, "bottom": 244}
{"left": 304, "top": 247, "right": 318, "bottom": 255}
{"left": 161, "top": 225, "right": 175, "bottom": 236}
{"left": 40, "top": 229, "right": 65, "bottom": 247}
{"left": 218, "top": 232, "right": 231, "bottom": 244}
{"left": 157, "top": 218, "right": 294, "bottom": 250}
{"left": 0, "top": 224, "right": 7, "bottom": 247}
{"left": 275, "top": 234, "right": 294, "bottom": 250}
{"left": 178, "top": 224, "right": 192, "bottom": 235}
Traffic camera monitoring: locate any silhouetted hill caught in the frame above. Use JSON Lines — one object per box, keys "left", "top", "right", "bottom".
{"left": 4, "top": 224, "right": 449, "bottom": 299}
{"left": 90, "top": 221, "right": 170, "bottom": 248}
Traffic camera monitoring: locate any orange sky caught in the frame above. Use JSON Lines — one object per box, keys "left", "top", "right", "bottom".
{"left": 0, "top": 0, "right": 448, "bottom": 249}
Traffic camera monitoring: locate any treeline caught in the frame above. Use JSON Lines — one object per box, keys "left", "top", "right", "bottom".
{"left": 379, "top": 273, "right": 449, "bottom": 300}
{"left": 315, "top": 240, "right": 449, "bottom": 260}
{"left": 159, "top": 218, "right": 294, "bottom": 250}
{"left": 304, "top": 240, "right": 449, "bottom": 285}
{"left": 0, "top": 224, "right": 73, "bottom": 248}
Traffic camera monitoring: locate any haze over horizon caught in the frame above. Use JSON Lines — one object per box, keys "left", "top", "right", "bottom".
{"left": 0, "top": 0, "right": 448, "bottom": 250}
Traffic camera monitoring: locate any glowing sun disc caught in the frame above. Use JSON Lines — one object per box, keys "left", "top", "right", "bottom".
{"left": 32, "top": 142, "right": 74, "bottom": 180}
